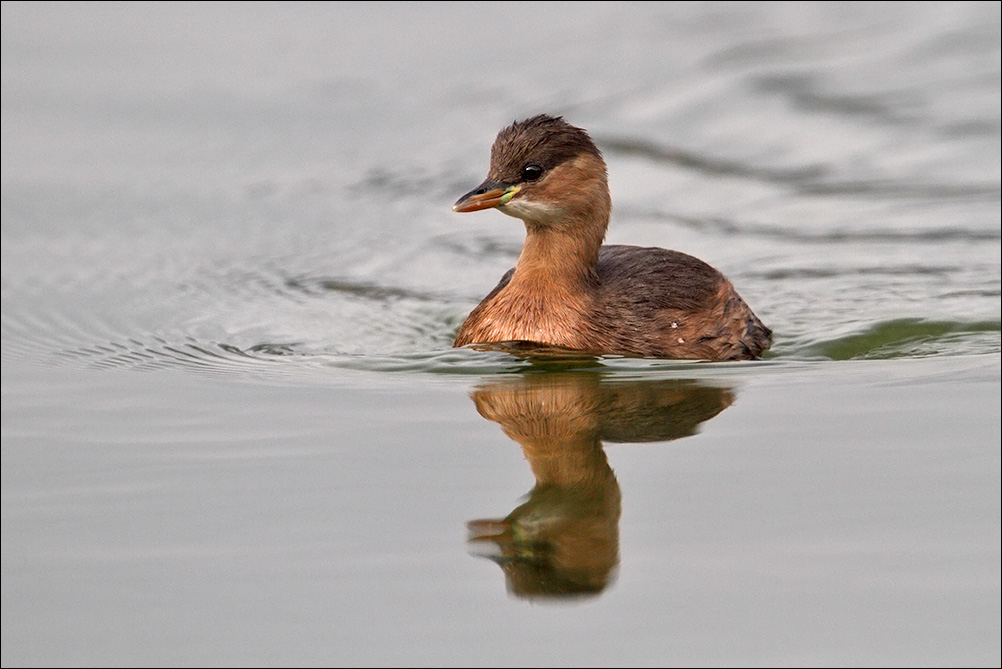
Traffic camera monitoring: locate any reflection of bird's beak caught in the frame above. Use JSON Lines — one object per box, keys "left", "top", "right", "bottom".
{"left": 466, "top": 518, "right": 513, "bottom": 541}
{"left": 453, "top": 178, "right": 521, "bottom": 213}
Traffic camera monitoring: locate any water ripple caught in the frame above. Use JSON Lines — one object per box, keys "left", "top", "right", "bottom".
{"left": 796, "top": 319, "right": 1001, "bottom": 361}
{"left": 602, "top": 137, "right": 828, "bottom": 185}
{"left": 2, "top": 222, "right": 998, "bottom": 381}
{"left": 604, "top": 137, "right": 1000, "bottom": 204}
{"left": 632, "top": 211, "right": 1001, "bottom": 244}
{"left": 5, "top": 294, "right": 999, "bottom": 381}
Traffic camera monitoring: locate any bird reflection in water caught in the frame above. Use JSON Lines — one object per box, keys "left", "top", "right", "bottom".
{"left": 467, "top": 370, "right": 734, "bottom": 601}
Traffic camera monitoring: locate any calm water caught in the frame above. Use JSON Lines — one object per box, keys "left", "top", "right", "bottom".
{"left": 2, "top": 2, "right": 1000, "bottom": 666}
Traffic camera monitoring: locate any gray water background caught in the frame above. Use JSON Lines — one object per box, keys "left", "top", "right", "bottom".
{"left": 2, "top": 2, "right": 1000, "bottom": 666}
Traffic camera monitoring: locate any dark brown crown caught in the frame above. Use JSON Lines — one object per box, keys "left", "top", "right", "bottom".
{"left": 488, "top": 115, "right": 603, "bottom": 184}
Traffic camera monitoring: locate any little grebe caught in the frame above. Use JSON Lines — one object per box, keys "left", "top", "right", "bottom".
{"left": 452, "top": 114, "right": 771, "bottom": 360}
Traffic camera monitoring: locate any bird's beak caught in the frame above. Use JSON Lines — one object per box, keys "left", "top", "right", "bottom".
{"left": 453, "top": 178, "right": 521, "bottom": 213}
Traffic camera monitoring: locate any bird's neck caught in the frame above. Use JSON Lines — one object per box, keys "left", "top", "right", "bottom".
{"left": 475, "top": 213, "right": 607, "bottom": 350}
{"left": 513, "top": 222, "right": 603, "bottom": 291}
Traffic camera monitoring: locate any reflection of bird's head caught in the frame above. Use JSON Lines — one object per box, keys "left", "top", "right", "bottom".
{"left": 453, "top": 115, "right": 610, "bottom": 229}
{"left": 467, "top": 483, "right": 620, "bottom": 601}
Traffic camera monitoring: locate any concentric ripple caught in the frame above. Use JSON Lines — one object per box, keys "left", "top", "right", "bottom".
{"left": 3, "top": 239, "right": 998, "bottom": 382}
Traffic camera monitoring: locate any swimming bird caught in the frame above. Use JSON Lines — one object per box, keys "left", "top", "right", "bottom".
{"left": 452, "top": 114, "right": 771, "bottom": 360}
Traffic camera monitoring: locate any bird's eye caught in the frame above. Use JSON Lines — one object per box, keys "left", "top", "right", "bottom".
{"left": 521, "top": 164, "right": 543, "bottom": 182}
